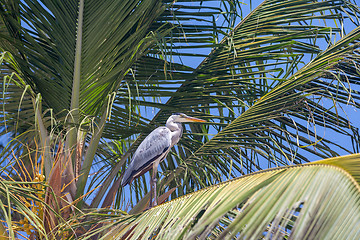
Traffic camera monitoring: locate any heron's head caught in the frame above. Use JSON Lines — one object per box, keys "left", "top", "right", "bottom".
{"left": 170, "top": 113, "right": 206, "bottom": 123}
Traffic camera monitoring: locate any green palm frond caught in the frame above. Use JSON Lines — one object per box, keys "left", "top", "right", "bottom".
{"left": 0, "top": 0, "right": 245, "bottom": 214}
{"left": 0, "top": 0, "right": 167, "bottom": 116}
{"left": 159, "top": 25, "right": 360, "bottom": 198}
{"left": 0, "top": 52, "right": 36, "bottom": 157}
{"left": 78, "top": 154, "right": 360, "bottom": 239}
{"left": 104, "top": 0, "right": 360, "bottom": 207}
{"left": 1, "top": 1, "right": 360, "bottom": 237}
{"left": 193, "top": 26, "right": 360, "bottom": 158}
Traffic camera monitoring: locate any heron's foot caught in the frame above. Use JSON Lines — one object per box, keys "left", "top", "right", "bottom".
{"left": 146, "top": 201, "right": 158, "bottom": 210}
{"left": 146, "top": 200, "right": 157, "bottom": 210}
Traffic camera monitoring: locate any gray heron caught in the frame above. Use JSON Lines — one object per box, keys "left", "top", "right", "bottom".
{"left": 121, "top": 113, "right": 206, "bottom": 208}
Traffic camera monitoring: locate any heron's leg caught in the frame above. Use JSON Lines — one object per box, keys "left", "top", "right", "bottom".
{"left": 149, "top": 174, "right": 154, "bottom": 208}
{"left": 153, "top": 177, "right": 158, "bottom": 206}
{"left": 152, "top": 159, "right": 160, "bottom": 207}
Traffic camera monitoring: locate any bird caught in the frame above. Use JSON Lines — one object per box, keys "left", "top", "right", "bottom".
{"left": 121, "top": 113, "right": 206, "bottom": 208}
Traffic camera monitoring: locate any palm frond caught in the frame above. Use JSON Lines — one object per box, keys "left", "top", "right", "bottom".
{"left": 75, "top": 154, "right": 360, "bottom": 239}
{"left": 0, "top": 0, "right": 166, "bottom": 116}
{"left": 110, "top": 0, "right": 360, "bottom": 207}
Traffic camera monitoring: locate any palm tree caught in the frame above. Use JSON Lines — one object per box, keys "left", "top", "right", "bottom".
{"left": 0, "top": 0, "right": 359, "bottom": 238}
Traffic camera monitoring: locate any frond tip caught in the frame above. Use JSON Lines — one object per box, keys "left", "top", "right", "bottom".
{"left": 84, "top": 154, "right": 360, "bottom": 239}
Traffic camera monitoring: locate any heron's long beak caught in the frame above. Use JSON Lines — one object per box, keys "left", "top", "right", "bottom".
{"left": 183, "top": 116, "right": 206, "bottom": 123}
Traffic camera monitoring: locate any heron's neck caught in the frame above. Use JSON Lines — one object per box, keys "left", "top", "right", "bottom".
{"left": 166, "top": 120, "right": 181, "bottom": 131}
{"left": 166, "top": 120, "right": 183, "bottom": 147}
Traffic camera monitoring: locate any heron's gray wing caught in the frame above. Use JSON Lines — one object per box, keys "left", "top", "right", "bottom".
{"left": 121, "top": 127, "right": 172, "bottom": 186}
